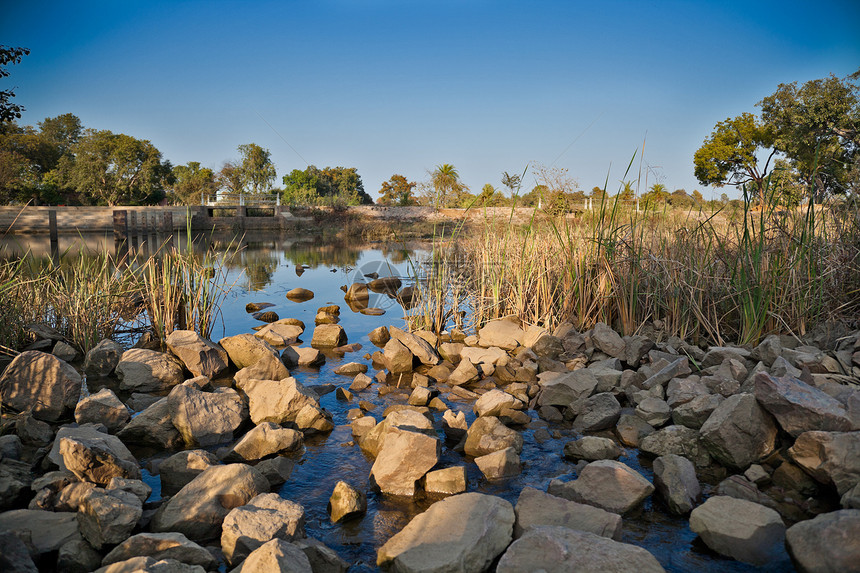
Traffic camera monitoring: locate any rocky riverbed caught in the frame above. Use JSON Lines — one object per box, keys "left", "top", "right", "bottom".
{"left": 1, "top": 279, "right": 860, "bottom": 571}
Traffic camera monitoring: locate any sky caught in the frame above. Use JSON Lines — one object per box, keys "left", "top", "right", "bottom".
{"left": 3, "top": 0, "right": 859, "bottom": 201}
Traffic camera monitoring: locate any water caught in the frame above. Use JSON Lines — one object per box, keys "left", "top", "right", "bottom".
{"left": 2, "top": 231, "right": 795, "bottom": 572}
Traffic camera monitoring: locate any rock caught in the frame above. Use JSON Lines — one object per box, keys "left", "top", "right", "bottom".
{"left": 0, "top": 351, "right": 82, "bottom": 421}
{"left": 447, "top": 358, "right": 480, "bottom": 386}
{"left": 0, "top": 531, "right": 37, "bottom": 572}
{"left": 51, "top": 340, "right": 78, "bottom": 363}
{"left": 642, "top": 357, "right": 692, "bottom": 390}
{"left": 382, "top": 338, "right": 413, "bottom": 374}
{"left": 624, "top": 335, "right": 655, "bottom": 366}
{"left": 254, "top": 322, "right": 303, "bottom": 347}
{"left": 563, "top": 436, "right": 621, "bottom": 461}
{"left": 789, "top": 431, "right": 860, "bottom": 495}
{"left": 107, "top": 477, "right": 151, "bottom": 504}
{"left": 0, "top": 458, "right": 32, "bottom": 510}
{"left": 477, "top": 319, "right": 525, "bottom": 351}
{"left": 158, "top": 450, "right": 219, "bottom": 497}
{"left": 344, "top": 282, "right": 369, "bottom": 301}
{"left": 0, "top": 509, "right": 80, "bottom": 555}
{"left": 253, "top": 310, "right": 279, "bottom": 323}
{"left": 616, "top": 413, "right": 656, "bottom": 447}
{"left": 311, "top": 324, "right": 347, "bottom": 348}
{"left": 150, "top": 463, "right": 269, "bottom": 542}
{"left": 754, "top": 373, "right": 855, "bottom": 437}
{"left": 224, "top": 422, "right": 302, "bottom": 462}
{"left": 285, "top": 287, "right": 314, "bottom": 302}
{"left": 54, "top": 481, "right": 97, "bottom": 512}
{"left": 165, "top": 330, "right": 228, "bottom": 378}
{"left": 15, "top": 414, "right": 53, "bottom": 446}
{"left": 513, "top": 486, "right": 622, "bottom": 540}
{"left": 291, "top": 537, "right": 348, "bottom": 573}
{"left": 116, "top": 398, "right": 182, "bottom": 449}
{"left": 474, "top": 389, "right": 523, "bottom": 417}
{"left": 537, "top": 369, "right": 598, "bottom": 410}
{"left": 640, "top": 425, "right": 711, "bottom": 467}
{"left": 701, "top": 346, "right": 751, "bottom": 369}
{"left": 785, "top": 509, "right": 860, "bottom": 573}
{"left": 221, "top": 493, "right": 305, "bottom": 566}
{"left": 370, "top": 427, "right": 439, "bottom": 496}
{"left": 294, "top": 404, "right": 334, "bottom": 434}
{"left": 464, "top": 416, "right": 523, "bottom": 457}
{"left": 715, "top": 475, "right": 776, "bottom": 508}
{"left": 368, "top": 326, "right": 390, "bottom": 347}
{"left": 652, "top": 454, "right": 700, "bottom": 515}
{"left": 475, "top": 447, "right": 521, "bottom": 479}
{"left": 116, "top": 348, "right": 184, "bottom": 393}
{"left": 665, "top": 376, "right": 709, "bottom": 407}
{"left": 699, "top": 393, "right": 778, "bottom": 470}
{"left": 689, "top": 496, "right": 786, "bottom": 566}
{"left": 554, "top": 460, "right": 654, "bottom": 514}
{"left": 281, "top": 346, "right": 324, "bottom": 368}
{"left": 671, "top": 394, "right": 723, "bottom": 429}
{"left": 77, "top": 488, "right": 142, "bottom": 549}
{"left": 591, "top": 322, "right": 626, "bottom": 358}
{"left": 368, "top": 276, "right": 402, "bottom": 293}
{"left": 377, "top": 493, "right": 514, "bottom": 572}
{"left": 424, "top": 466, "right": 467, "bottom": 495}
{"left": 574, "top": 392, "right": 621, "bottom": 431}
{"left": 328, "top": 481, "right": 366, "bottom": 523}
{"left": 167, "top": 385, "right": 246, "bottom": 447}
{"left": 635, "top": 397, "right": 672, "bottom": 427}
{"left": 95, "top": 556, "right": 206, "bottom": 572}
{"left": 58, "top": 431, "right": 141, "bottom": 485}
{"left": 255, "top": 457, "right": 294, "bottom": 489}
{"left": 85, "top": 339, "right": 124, "bottom": 377}
{"left": 236, "top": 538, "right": 312, "bottom": 573}
{"left": 243, "top": 377, "right": 319, "bottom": 425}
{"left": 57, "top": 538, "right": 102, "bottom": 573}
{"left": 75, "top": 388, "right": 130, "bottom": 433}
{"left": 389, "top": 326, "right": 440, "bottom": 366}
{"left": 498, "top": 526, "right": 665, "bottom": 573}
{"left": 102, "top": 532, "right": 217, "bottom": 570}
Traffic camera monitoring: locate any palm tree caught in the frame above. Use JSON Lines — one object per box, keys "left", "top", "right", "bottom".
{"left": 431, "top": 164, "right": 468, "bottom": 208}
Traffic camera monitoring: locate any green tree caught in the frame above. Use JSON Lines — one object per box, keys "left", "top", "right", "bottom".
{"left": 38, "top": 113, "right": 82, "bottom": 155}
{"left": 691, "top": 189, "right": 705, "bottom": 206}
{"left": 618, "top": 180, "right": 636, "bottom": 204}
{"left": 378, "top": 174, "right": 416, "bottom": 206}
{"left": 60, "top": 129, "right": 171, "bottom": 205}
{"left": 217, "top": 161, "right": 245, "bottom": 194}
{"left": 642, "top": 182, "right": 669, "bottom": 204}
{"left": 237, "top": 143, "right": 276, "bottom": 194}
{"left": 281, "top": 165, "right": 372, "bottom": 206}
{"left": 430, "top": 163, "right": 468, "bottom": 208}
{"left": 0, "top": 120, "right": 71, "bottom": 204}
{"left": 501, "top": 171, "right": 522, "bottom": 197}
{"left": 1, "top": 46, "right": 30, "bottom": 123}
{"left": 169, "top": 161, "right": 217, "bottom": 204}
{"left": 667, "top": 189, "right": 692, "bottom": 208}
{"left": 759, "top": 72, "right": 859, "bottom": 198}
{"left": 767, "top": 159, "right": 806, "bottom": 208}
{"left": 694, "top": 112, "right": 776, "bottom": 206}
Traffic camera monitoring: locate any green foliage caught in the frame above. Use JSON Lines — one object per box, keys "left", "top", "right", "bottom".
{"left": 378, "top": 174, "right": 417, "bottom": 206}
{"left": 694, "top": 112, "right": 776, "bottom": 205}
{"left": 59, "top": 129, "right": 172, "bottom": 205}
{"left": 237, "top": 143, "right": 276, "bottom": 193}
{"left": 282, "top": 165, "right": 372, "bottom": 206}
{"left": 430, "top": 163, "right": 469, "bottom": 208}
{"left": 169, "top": 161, "right": 217, "bottom": 205}
{"left": 759, "top": 73, "right": 859, "bottom": 197}
{"left": 0, "top": 45, "right": 30, "bottom": 123}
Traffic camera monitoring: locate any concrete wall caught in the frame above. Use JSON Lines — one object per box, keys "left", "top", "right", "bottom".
{"left": 0, "top": 206, "right": 202, "bottom": 234}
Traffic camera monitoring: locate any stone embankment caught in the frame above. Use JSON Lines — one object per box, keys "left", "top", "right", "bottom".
{"left": 1, "top": 285, "right": 859, "bottom": 571}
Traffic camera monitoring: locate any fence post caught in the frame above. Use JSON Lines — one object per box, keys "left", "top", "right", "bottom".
{"left": 48, "top": 210, "right": 59, "bottom": 263}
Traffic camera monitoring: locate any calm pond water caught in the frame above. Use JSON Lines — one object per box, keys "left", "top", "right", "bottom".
{"left": 2, "top": 230, "right": 794, "bottom": 572}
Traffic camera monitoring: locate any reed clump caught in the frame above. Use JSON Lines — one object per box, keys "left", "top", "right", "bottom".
{"left": 410, "top": 184, "right": 860, "bottom": 346}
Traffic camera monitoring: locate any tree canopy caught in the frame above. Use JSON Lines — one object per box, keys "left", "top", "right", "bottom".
{"left": 429, "top": 164, "right": 469, "bottom": 208}
{"left": 282, "top": 165, "right": 373, "bottom": 206}
{"left": 168, "top": 161, "right": 217, "bottom": 205}
{"left": 237, "top": 143, "right": 276, "bottom": 194}
{"left": 1, "top": 45, "right": 30, "bottom": 123}
{"left": 378, "top": 174, "right": 417, "bottom": 206}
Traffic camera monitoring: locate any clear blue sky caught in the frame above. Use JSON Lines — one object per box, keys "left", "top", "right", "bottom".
{"left": 3, "top": 0, "right": 859, "bottom": 200}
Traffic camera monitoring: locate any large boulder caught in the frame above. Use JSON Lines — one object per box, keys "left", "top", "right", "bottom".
{"left": 789, "top": 431, "right": 860, "bottom": 495}
{"left": 591, "top": 322, "right": 626, "bottom": 358}
{"left": 640, "top": 425, "right": 711, "bottom": 467}
{"left": 359, "top": 409, "right": 434, "bottom": 458}
{"left": 75, "top": 388, "right": 130, "bottom": 433}
{"left": 475, "top": 447, "right": 522, "bottom": 479}
{"left": 377, "top": 493, "right": 514, "bottom": 572}
{"left": 383, "top": 338, "right": 414, "bottom": 373}
{"left": 0, "top": 351, "right": 81, "bottom": 421}
{"left": 254, "top": 323, "right": 303, "bottom": 348}
{"left": 167, "top": 385, "right": 246, "bottom": 447}
{"left": 689, "top": 496, "right": 786, "bottom": 566}
{"left": 165, "top": 330, "right": 229, "bottom": 378}
{"left": 474, "top": 389, "right": 523, "bottom": 418}
{"left": 115, "top": 349, "right": 184, "bottom": 393}
{"left": 237, "top": 538, "right": 312, "bottom": 573}
{"left": 754, "top": 373, "right": 855, "bottom": 437}
{"left": 370, "top": 427, "right": 440, "bottom": 496}
{"left": 224, "top": 422, "right": 302, "bottom": 462}
{"left": 497, "top": 526, "right": 665, "bottom": 573}
{"left": 221, "top": 493, "right": 305, "bottom": 566}
{"left": 218, "top": 333, "right": 280, "bottom": 370}
{"left": 464, "top": 416, "right": 523, "bottom": 458}
{"left": 0, "top": 509, "right": 80, "bottom": 555}
{"left": 84, "top": 339, "right": 124, "bottom": 377}
{"left": 95, "top": 556, "right": 206, "bottom": 572}
{"left": 699, "top": 393, "right": 778, "bottom": 470}
{"left": 311, "top": 324, "right": 347, "bottom": 348}
{"left": 77, "top": 488, "right": 143, "bottom": 549}
{"left": 101, "top": 532, "right": 217, "bottom": 570}
{"left": 514, "top": 487, "right": 622, "bottom": 540}
{"left": 0, "top": 531, "right": 37, "bottom": 573}
{"left": 477, "top": 319, "right": 525, "bottom": 351}
{"left": 785, "top": 509, "right": 860, "bottom": 573}
{"left": 149, "top": 463, "right": 269, "bottom": 542}
{"left": 537, "top": 370, "right": 598, "bottom": 411}
{"left": 116, "top": 398, "right": 182, "bottom": 449}
{"left": 54, "top": 426, "right": 141, "bottom": 485}
{"left": 389, "top": 326, "right": 441, "bottom": 366}
{"left": 652, "top": 454, "right": 700, "bottom": 515}
{"left": 243, "top": 377, "right": 319, "bottom": 425}
{"left": 551, "top": 460, "right": 654, "bottom": 514}
{"left": 573, "top": 392, "right": 621, "bottom": 431}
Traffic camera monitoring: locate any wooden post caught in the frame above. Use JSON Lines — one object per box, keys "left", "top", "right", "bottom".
{"left": 48, "top": 210, "right": 59, "bottom": 264}
{"left": 129, "top": 211, "right": 138, "bottom": 250}
{"left": 113, "top": 210, "right": 129, "bottom": 261}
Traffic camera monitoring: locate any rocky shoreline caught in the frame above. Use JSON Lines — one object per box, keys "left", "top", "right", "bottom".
{"left": 1, "top": 303, "right": 859, "bottom": 572}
